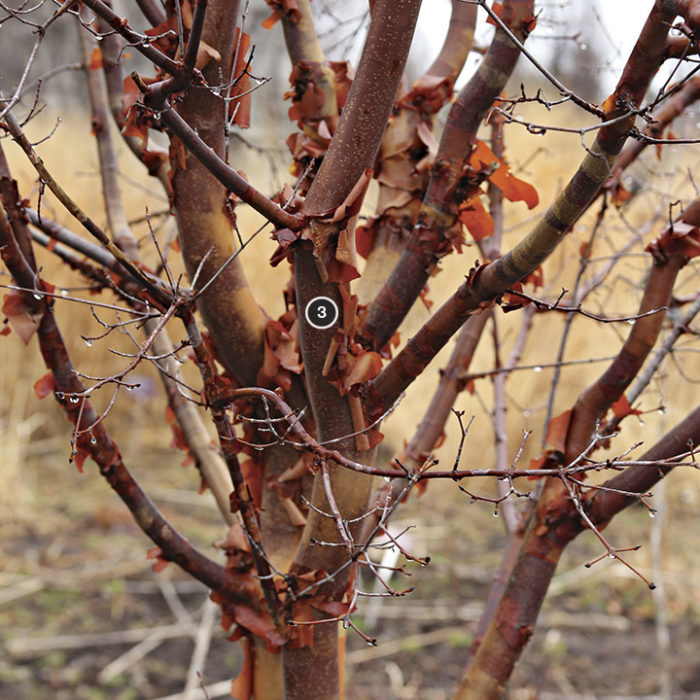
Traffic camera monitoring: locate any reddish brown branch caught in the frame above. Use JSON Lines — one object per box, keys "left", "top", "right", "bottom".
{"left": 359, "top": 0, "right": 534, "bottom": 351}
{"left": 0, "top": 147, "right": 36, "bottom": 269}
{"left": 135, "top": 0, "right": 166, "bottom": 27}
{"left": 303, "top": 0, "right": 422, "bottom": 218}
{"left": 0, "top": 197, "right": 245, "bottom": 605}
{"left": 587, "top": 406, "right": 700, "bottom": 523}
{"left": 565, "top": 201, "right": 698, "bottom": 463}
{"left": 183, "top": 0, "right": 209, "bottom": 76}
{"left": 81, "top": 0, "right": 185, "bottom": 80}
{"left": 663, "top": 0, "right": 700, "bottom": 30}
{"left": 209, "top": 385, "right": 648, "bottom": 482}
{"left": 370, "top": 1, "right": 677, "bottom": 414}
{"left": 456, "top": 404, "right": 700, "bottom": 699}
{"left": 356, "top": 0, "right": 477, "bottom": 305}
{"left": 607, "top": 76, "right": 700, "bottom": 193}
{"left": 155, "top": 101, "right": 303, "bottom": 231}
{"left": 282, "top": 9, "right": 425, "bottom": 665}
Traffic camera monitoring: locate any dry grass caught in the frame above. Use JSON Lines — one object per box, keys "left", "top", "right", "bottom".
{"left": 1, "top": 98, "right": 699, "bottom": 698}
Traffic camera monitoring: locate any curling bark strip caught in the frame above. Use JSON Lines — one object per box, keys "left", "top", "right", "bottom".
{"left": 96, "top": 16, "right": 170, "bottom": 187}
{"left": 360, "top": 0, "right": 534, "bottom": 351}
{"left": 303, "top": 0, "right": 422, "bottom": 218}
{"left": 279, "top": 0, "right": 338, "bottom": 124}
{"left": 285, "top": 251, "right": 373, "bottom": 699}
{"left": 357, "top": 0, "right": 477, "bottom": 304}
{"left": 282, "top": 4, "right": 422, "bottom": 694}
{"left": 81, "top": 0, "right": 186, "bottom": 81}
{"left": 425, "top": 0, "right": 535, "bottom": 212}
{"left": 371, "top": 2, "right": 677, "bottom": 414}
{"left": 367, "top": 143, "right": 615, "bottom": 411}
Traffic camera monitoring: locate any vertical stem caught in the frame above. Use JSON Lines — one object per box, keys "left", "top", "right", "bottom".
{"left": 284, "top": 4, "right": 422, "bottom": 695}
{"left": 78, "top": 5, "right": 138, "bottom": 259}
{"left": 282, "top": 620, "right": 340, "bottom": 700}
{"left": 168, "top": 0, "right": 267, "bottom": 386}
{"left": 360, "top": 0, "right": 534, "bottom": 350}
{"left": 303, "top": 0, "right": 422, "bottom": 217}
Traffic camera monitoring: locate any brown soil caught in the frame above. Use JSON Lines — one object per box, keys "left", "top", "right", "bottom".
{"left": 1, "top": 448, "right": 698, "bottom": 699}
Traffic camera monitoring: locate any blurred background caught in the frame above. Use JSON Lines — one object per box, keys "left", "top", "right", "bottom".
{"left": 1, "top": 1, "right": 699, "bottom": 697}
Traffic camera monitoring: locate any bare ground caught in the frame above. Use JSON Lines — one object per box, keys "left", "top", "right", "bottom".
{"left": 1, "top": 440, "right": 698, "bottom": 700}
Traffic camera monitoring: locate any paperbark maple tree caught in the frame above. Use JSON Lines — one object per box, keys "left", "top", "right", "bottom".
{"left": 1, "top": 0, "right": 700, "bottom": 698}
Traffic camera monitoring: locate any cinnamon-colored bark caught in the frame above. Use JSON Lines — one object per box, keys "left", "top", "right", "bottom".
{"left": 608, "top": 76, "right": 700, "bottom": 191}
{"left": 304, "top": 0, "right": 422, "bottom": 218}
{"left": 357, "top": 0, "right": 477, "bottom": 305}
{"left": 283, "top": 3, "right": 422, "bottom": 694}
{"left": 454, "top": 6, "right": 683, "bottom": 696}
{"left": 360, "top": 0, "right": 534, "bottom": 350}
{"left": 455, "top": 402, "right": 700, "bottom": 700}
{"left": 371, "top": 0, "right": 675, "bottom": 413}
{"left": 168, "top": 0, "right": 266, "bottom": 387}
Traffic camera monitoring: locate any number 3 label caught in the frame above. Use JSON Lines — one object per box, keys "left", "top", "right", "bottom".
{"left": 305, "top": 296, "right": 339, "bottom": 330}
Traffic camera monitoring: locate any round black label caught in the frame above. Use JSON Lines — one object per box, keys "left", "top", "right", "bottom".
{"left": 305, "top": 296, "right": 339, "bottom": 330}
